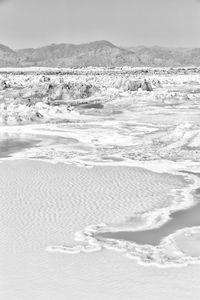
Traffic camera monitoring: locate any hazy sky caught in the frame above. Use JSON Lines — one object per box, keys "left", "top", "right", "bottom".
{"left": 0, "top": 0, "right": 199, "bottom": 49}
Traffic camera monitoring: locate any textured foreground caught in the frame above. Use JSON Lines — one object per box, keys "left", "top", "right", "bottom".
{"left": 1, "top": 160, "right": 200, "bottom": 300}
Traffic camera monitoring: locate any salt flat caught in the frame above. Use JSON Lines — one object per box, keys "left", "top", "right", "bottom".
{"left": 0, "top": 67, "right": 200, "bottom": 298}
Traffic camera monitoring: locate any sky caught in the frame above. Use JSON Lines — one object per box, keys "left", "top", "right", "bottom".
{"left": 0, "top": 0, "right": 199, "bottom": 49}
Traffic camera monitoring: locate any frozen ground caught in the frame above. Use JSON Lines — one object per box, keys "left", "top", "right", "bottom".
{"left": 1, "top": 67, "right": 200, "bottom": 270}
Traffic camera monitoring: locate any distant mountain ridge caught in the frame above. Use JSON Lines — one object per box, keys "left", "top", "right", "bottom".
{"left": 0, "top": 40, "right": 200, "bottom": 67}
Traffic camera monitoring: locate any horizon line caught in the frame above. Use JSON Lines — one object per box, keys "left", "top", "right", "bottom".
{"left": 0, "top": 40, "right": 199, "bottom": 51}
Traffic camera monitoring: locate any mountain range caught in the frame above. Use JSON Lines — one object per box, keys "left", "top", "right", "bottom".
{"left": 0, "top": 40, "right": 200, "bottom": 67}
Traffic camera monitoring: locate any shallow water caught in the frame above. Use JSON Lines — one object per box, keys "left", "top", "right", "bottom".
{"left": 96, "top": 178, "right": 200, "bottom": 246}
{"left": 0, "top": 138, "right": 40, "bottom": 157}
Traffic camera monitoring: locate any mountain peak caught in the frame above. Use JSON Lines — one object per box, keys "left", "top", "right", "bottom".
{"left": 0, "top": 44, "right": 16, "bottom": 53}
{"left": 0, "top": 41, "right": 199, "bottom": 67}
{"left": 87, "top": 40, "right": 116, "bottom": 48}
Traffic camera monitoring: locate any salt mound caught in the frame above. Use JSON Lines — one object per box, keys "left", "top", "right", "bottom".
{"left": 114, "top": 78, "right": 153, "bottom": 91}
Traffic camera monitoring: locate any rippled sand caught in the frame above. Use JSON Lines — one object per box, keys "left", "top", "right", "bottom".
{"left": 0, "top": 159, "right": 184, "bottom": 241}
{"left": 1, "top": 159, "right": 196, "bottom": 299}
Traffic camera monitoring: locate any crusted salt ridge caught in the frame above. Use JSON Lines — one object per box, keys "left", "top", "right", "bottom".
{"left": 1, "top": 69, "right": 200, "bottom": 162}
{"left": 0, "top": 69, "right": 200, "bottom": 126}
